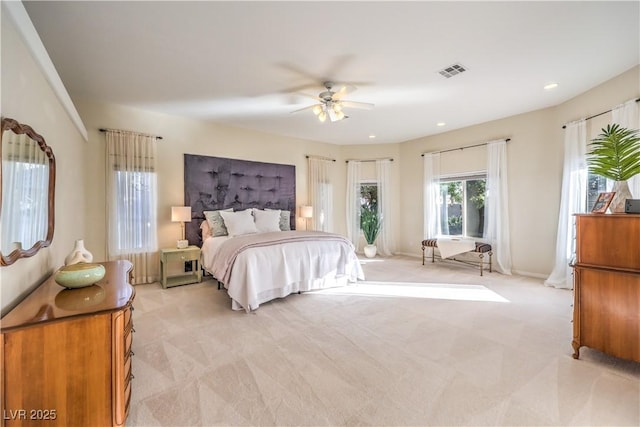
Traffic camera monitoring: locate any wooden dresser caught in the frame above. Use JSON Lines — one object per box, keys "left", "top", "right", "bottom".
{"left": 1, "top": 260, "right": 135, "bottom": 426}
{"left": 572, "top": 214, "right": 640, "bottom": 362}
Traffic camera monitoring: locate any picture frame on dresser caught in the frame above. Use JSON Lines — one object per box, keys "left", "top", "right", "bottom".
{"left": 591, "top": 191, "right": 615, "bottom": 213}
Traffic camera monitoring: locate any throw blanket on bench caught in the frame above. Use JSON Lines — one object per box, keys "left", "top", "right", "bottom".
{"left": 436, "top": 238, "right": 476, "bottom": 259}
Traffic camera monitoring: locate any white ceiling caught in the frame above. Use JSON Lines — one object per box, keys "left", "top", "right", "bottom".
{"left": 23, "top": 1, "right": 639, "bottom": 145}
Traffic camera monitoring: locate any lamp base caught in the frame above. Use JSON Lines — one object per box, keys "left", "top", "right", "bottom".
{"left": 176, "top": 239, "right": 189, "bottom": 249}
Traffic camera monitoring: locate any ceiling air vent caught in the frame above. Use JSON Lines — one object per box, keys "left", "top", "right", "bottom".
{"left": 438, "top": 63, "right": 467, "bottom": 78}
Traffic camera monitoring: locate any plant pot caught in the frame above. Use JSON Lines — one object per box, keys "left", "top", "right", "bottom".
{"left": 364, "top": 244, "right": 377, "bottom": 258}
{"left": 610, "top": 181, "right": 633, "bottom": 213}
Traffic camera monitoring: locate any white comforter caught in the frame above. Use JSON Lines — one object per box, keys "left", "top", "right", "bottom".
{"left": 202, "top": 231, "right": 364, "bottom": 311}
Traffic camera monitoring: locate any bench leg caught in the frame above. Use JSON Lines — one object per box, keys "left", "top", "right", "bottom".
{"left": 422, "top": 245, "right": 425, "bottom": 265}
{"left": 432, "top": 247, "right": 435, "bottom": 263}
{"left": 479, "top": 253, "right": 484, "bottom": 276}
{"left": 489, "top": 251, "right": 493, "bottom": 273}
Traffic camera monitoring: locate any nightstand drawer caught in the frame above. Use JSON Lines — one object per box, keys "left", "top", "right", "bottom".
{"left": 164, "top": 249, "right": 199, "bottom": 262}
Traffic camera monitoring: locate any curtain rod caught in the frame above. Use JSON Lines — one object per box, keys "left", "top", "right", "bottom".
{"left": 345, "top": 157, "right": 394, "bottom": 163}
{"left": 421, "top": 138, "right": 510, "bottom": 157}
{"left": 99, "top": 128, "right": 163, "bottom": 140}
{"left": 561, "top": 97, "right": 640, "bottom": 129}
{"left": 305, "top": 155, "right": 336, "bottom": 162}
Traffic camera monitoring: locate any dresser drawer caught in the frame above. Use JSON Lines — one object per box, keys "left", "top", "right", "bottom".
{"left": 124, "top": 306, "right": 132, "bottom": 329}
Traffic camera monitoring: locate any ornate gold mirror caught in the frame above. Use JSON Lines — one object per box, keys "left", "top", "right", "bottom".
{"left": 1, "top": 117, "right": 56, "bottom": 266}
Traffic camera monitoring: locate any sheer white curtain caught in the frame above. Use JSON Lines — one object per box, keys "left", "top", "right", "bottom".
{"left": 612, "top": 98, "right": 640, "bottom": 197}
{"left": 423, "top": 153, "right": 441, "bottom": 238}
{"left": 545, "top": 120, "right": 587, "bottom": 289}
{"left": 483, "top": 140, "right": 512, "bottom": 274}
{"left": 1, "top": 133, "right": 48, "bottom": 251}
{"left": 106, "top": 130, "right": 159, "bottom": 284}
{"left": 346, "top": 161, "right": 362, "bottom": 250}
{"left": 375, "top": 159, "right": 395, "bottom": 256}
{"left": 307, "top": 157, "right": 333, "bottom": 232}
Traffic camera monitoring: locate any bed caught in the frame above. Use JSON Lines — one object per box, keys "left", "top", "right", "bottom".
{"left": 202, "top": 229, "right": 363, "bottom": 311}
{"left": 184, "top": 154, "right": 364, "bottom": 311}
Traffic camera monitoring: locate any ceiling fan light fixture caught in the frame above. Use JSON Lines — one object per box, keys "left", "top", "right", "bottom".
{"left": 318, "top": 111, "right": 327, "bottom": 122}
{"left": 312, "top": 105, "right": 323, "bottom": 115}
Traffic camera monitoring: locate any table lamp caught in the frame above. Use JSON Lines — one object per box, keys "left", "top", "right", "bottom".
{"left": 171, "top": 206, "right": 191, "bottom": 248}
{"left": 300, "top": 205, "right": 313, "bottom": 231}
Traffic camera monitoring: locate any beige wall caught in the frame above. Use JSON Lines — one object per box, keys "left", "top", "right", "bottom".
{"left": 2, "top": 3, "right": 637, "bottom": 314}
{"left": 395, "top": 65, "right": 639, "bottom": 277}
{"left": 76, "top": 65, "right": 640, "bottom": 280}
{"left": 75, "top": 100, "right": 346, "bottom": 261}
{"left": 1, "top": 14, "right": 87, "bottom": 314}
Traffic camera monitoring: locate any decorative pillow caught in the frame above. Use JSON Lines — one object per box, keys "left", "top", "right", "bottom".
{"left": 279, "top": 210, "right": 291, "bottom": 231}
{"left": 204, "top": 208, "right": 233, "bottom": 237}
{"left": 200, "top": 219, "right": 212, "bottom": 240}
{"left": 266, "top": 208, "right": 291, "bottom": 231}
{"left": 252, "top": 209, "right": 282, "bottom": 233}
{"left": 220, "top": 209, "right": 258, "bottom": 236}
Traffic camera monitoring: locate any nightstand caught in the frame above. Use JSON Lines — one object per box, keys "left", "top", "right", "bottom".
{"left": 159, "top": 246, "right": 202, "bottom": 288}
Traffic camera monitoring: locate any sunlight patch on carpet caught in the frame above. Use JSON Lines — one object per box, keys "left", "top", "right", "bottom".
{"left": 311, "top": 281, "right": 509, "bottom": 303}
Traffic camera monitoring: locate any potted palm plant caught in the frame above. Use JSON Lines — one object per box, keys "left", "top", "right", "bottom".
{"left": 587, "top": 124, "right": 640, "bottom": 212}
{"left": 361, "top": 207, "right": 381, "bottom": 258}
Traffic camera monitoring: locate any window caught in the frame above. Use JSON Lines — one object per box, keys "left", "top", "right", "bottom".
{"left": 587, "top": 173, "right": 607, "bottom": 211}
{"left": 439, "top": 175, "right": 486, "bottom": 238}
{"left": 360, "top": 183, "right": 378, "bottom": 213}
{"left": 316, "top": 182, "right": 333, "bottom": 231}
{"left": 112, "top": 170, "right": 157, "bottom": 253}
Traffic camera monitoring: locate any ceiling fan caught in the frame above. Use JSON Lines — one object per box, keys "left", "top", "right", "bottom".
{"left": 291, "top": 81, "right": 374, "bottom": 122}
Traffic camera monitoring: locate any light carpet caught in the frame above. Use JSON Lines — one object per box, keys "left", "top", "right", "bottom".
{"left": 127, "top": 256, "right": 639, "bottom": 426}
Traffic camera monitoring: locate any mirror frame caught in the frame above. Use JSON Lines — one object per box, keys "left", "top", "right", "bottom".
{"left": 1, "top": 117, "right": 56, "bottom": 266}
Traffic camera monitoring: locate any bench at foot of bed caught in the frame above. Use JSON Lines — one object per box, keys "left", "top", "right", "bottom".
{"left": 421, "top": 239, "right": 493, "bottom": 276}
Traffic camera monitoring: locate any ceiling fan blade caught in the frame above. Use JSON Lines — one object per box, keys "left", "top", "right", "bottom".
{"left": 290, "top": 104, "right": 321, "bottom": 114}
{"left": 332, "top": 84, "right": 357, "bottom": 100}
{"left": 341, "top": 100, "right": 375, "bottom": 110}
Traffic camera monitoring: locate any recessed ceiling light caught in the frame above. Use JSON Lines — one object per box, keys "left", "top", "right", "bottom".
{"left": 369, "top": 135, "right": 376, "bottom": 139}
{"left": 436, "top": 122, "right": 446, "bottom": 127}
{"left": 544, "top": 83, "right": 558, "bottom": 90}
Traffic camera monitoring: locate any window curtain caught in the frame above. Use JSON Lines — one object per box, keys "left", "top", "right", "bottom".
{"left": 346, "top": 161, "right": 362, "bottom": 250}
{"left": 545, "top": 120, "right": 587, "bottom": 289}
{"left": 483, "top": 140, "right": 512, "bottom": 274}
{"left": 423, "top": 153, "right": 442, "bottom": 238}
{"left": 611, "top": 98, "right": 640, "bottom": 197}
{"left": 1, "top": 133, "right": 48, "bottom": 251}
{"left": 105, "top": 130, "right": 159, "bottom": 285}
{"left": 375, "top": 159, "right": 395, "bottom": 256}
{"left": 307, "top": 157, "right": 333, "bottom": 232}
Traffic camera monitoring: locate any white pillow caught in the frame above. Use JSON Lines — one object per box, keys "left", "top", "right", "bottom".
{"left": 252, "top": 209, "right": 282, "bottom": 233}
{"left": 265, "top": 208, "right": 291, "bottom": 231}
{"left": 220, "top": 209, "right": 258, "bottom": 236}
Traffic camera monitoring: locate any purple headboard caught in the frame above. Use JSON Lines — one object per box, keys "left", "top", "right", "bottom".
{"left": 184, "top": 154, "right": 296, "bottom": 246}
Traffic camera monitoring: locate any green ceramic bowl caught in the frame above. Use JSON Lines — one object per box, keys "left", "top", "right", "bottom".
{"left": 54, "top": 263, "right": 106, "bottom": 289}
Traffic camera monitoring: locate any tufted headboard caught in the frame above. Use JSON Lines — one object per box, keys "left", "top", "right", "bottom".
{"left": 184, "top": 154, "right": 296, "bottom": 246}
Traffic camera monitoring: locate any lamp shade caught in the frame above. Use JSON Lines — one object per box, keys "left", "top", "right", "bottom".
{"left": 300, "top": 206, "right": 313, "bottom": 219}
{"left": 171, "top": 206, "right": 192, "bottom": 222}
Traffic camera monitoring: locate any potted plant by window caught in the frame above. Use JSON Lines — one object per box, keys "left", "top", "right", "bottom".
{"left": 587, "top": 123, "right": 640, "bottom": 212}
{"left": 361, "top": 207, "right": 381, "bottom": 258}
